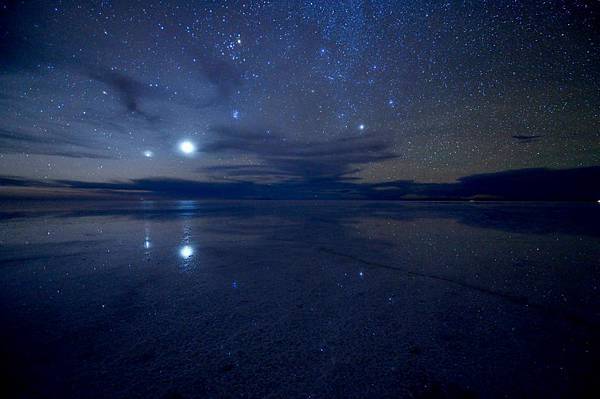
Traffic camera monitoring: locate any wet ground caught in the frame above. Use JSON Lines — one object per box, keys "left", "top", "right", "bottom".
{"left": 0, "top": 201, "right": 598, "bottom": 398}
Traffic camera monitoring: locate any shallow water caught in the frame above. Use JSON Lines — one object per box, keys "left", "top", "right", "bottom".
{"left": 0, "top": 201, "right": 598, "bottom": 398}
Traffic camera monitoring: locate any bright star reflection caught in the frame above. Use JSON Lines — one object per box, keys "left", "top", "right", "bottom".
{"left": 143, "top": 150, "right": 154, "bottom": 158}
{"left": 179, "top": 141, "right": 195, "bottom": 155}
{"left": 179, "top": 245, "right": 194, "bottom": 259}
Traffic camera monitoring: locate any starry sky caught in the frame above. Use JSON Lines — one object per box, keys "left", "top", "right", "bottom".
{"left": 0, "top": 0, "right": 598, "bottom": 199}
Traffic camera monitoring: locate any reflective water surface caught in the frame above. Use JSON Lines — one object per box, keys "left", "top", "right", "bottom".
{"left": 0, "top": 201, "right": 598, "bottom": 398}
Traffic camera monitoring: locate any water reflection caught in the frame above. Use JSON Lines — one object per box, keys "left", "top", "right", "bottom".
{"left": 143, "top": 221, "right": 152, "bottom": 255}
{"left": 179, "top": 245, "right": 194, "bottom": 259}
{"left": 178, "top": 210, "right": 195, "bottom": 270}
{"left": 0, "top": 201, "right": 598, "bottom": 398}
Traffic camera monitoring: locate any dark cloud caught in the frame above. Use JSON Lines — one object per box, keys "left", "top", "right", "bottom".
{"left": 202, "top": 165, "right": 302, "bottom": 180}
{"left": 370, "top": 167, "right": 600, "bottom": 201}
{"left": 2, "top": 167, "right": 598, "bottom": 201}
{"left": 0, "top": 176, "right": 51, "bottom": 187}
{"left": 86, "top": 67, "right": 162, "bottom": 123}
{"left": 456, "top": 166, "right": 596, "bottom": 200}
{"left": 193, "top": 53, "right": 243, "bottom": 100}
{"left": 512, "top": 135, "right": 543, "bottom": 142}
{"left": 85, "top": 63, "right": 233, "bottom": 122}
{"left": 202, "top": 126, "right": 396, "bottom": 182}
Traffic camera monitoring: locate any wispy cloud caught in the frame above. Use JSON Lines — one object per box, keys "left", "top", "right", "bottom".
{"left": 0, "top": 128, "right": 115, "bottom": 159}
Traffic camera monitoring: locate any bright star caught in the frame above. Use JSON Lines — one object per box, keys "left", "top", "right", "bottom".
{"left": 358, "top": 124, "right": 365, "bottom": 131}
{"left": 143, "top": 150, "right": 154, "bottom": 158}
{"left": 179, "top": 141, "right": 195, "bottom": 155}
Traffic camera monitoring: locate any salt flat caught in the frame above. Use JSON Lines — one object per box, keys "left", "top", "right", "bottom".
{"left": 0, "top": 201, "right": 598, "bottom": 398}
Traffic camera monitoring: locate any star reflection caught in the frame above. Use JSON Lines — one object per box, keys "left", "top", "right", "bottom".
{"left": 178, "top": 214, "right": 195, "bottom": 271}
{"left": 179, "top": 245, "right": 194, "bottom": 259}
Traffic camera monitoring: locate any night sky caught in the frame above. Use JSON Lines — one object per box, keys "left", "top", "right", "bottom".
{"left": 0, "top": 0, "right": 598, "bottom": 199}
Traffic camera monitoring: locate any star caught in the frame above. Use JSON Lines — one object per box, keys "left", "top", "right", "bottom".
{"left": 179, "top": 141, "right": 196, "bottom": 155}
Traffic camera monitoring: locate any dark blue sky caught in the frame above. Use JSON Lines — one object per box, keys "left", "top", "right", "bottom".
{"left": 0, "top": 0, "right": 598, "bottom": 199}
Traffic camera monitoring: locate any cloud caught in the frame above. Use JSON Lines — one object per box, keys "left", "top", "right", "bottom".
{"left": 86, "top": 67, "right": 162, "bottom": 123}
{"left": 0, "top": 128, "right": 115, "bottom": 159}
{"left": 512, "top": 135, "right": 543, "bottom": 142}
{"left": 370, "top": 166, "right": 600, "bottom": 201}
{"left": 0, "top": 176, "right": 53, "bottom": 187}
{"left": 1, "top": 167, "right": 598, "bottom": 201}
{"left": 84, "top": 63, "right": 230, "bottom": 122}
{"left": 193, "top": 53, "right": 243, "bottom": 101}
{"left": 201, "top": 126, "right": 397, "bottom": 182}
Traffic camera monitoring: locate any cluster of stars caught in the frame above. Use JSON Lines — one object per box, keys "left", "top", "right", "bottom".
{"left": 0, "top": 0, "right": 596, "bottom": 185}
